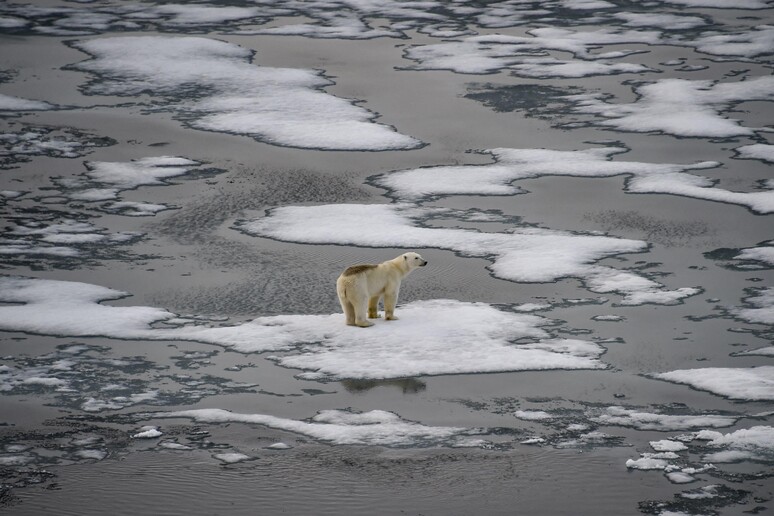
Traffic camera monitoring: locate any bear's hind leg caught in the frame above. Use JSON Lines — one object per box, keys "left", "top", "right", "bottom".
{"left": 343, "top": 301, "right": 356, "bottom": 326}
{"left": 368, "top": 296, "right": 381, "bottom": 319}
{"left": 354, "top": 299, "right": 374, "bottom": 328}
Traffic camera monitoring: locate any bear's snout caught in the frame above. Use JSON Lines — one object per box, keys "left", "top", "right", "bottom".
{"left": 420, "top": 260, "right": 428, "bottom": 267}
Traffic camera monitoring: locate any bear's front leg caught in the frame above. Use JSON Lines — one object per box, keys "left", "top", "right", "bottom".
{"left": 368, "top": 296, "right": 381, "bottom": 319}
{"left": 384, "top": 290, "right": 398, "bottom": 321}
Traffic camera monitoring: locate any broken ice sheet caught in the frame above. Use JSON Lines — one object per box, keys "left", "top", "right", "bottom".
{"left": 69, "top": 36, "right": 422, "bottom": 151}
{"left": 654, "top": 366, "right": 774, "bottom": 401}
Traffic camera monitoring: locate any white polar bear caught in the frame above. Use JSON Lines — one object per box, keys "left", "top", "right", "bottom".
{"left": 336, "top": 252, "right": 428, "bottom": 327}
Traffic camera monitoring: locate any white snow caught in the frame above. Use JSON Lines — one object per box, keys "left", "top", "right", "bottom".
{"left": 156, "top": 408, "right": 483, "bottom": 447}
{"left": 84, "top": 156, "right": 199, "bottom": 189}
{"left": 734, "top": 246, "right": 774, "bottom": 266}
{"left": 733, "top": 288, "right": 774, "bottom": 325}
{"left": 239, "top": 203, "right": 700, "bottom": 305}
{"left": 71, "top": 36, "right": 421, "bottom": 151}
{"left": 514, "top": 410, "right": 554, "bottom": 421}
{"left": 654, "top": 366, "right": 774, "bottom": 401}
{"left": 0, "top": 277, "right": 608, "bottom": 380}
{"left": 626, "top": 455, "right": 671, "bottom": 470}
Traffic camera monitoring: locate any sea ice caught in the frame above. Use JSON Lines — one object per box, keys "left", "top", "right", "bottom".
{"left": 736, "top": 143, "right": 774, "bottom": 163}
{"left": 592, "top": 406, "right": 738, "bottom": 430}
{"left": 654, "top": 366, "right": 774, "bottom": 401}
{"left": 155, "top": 408, "right": 483, "bottom": 447}
{"left": 70, "top": 36, "right": 422, "bottom": 151}
{"left": 701, "top": 426, "right": 774, "bottom": 463}
{"left": 375, "top": 145, "right": 774, "bottom": 214}
{"left": 132, "top": 426, "right": 163, "bottom": 439}
{"left": 733, "top": 288, "right": 774, "bottom": 325}
{"left": 214, "top": 452, "right": 252, "bottom": 464}
{"left": 651, "top": 440, "right": 689, "bottom": 452}
{"left": 0, "top": 277, "right": 608, "bottom": 380}
{"left": 238, "top": 202, "right": 700, "bottom": 304}
{"left": 0, "top": 93, "right": 55, "bottom": 111}
{"left": 569, "top": 77, "right": 774, "bottom": 138}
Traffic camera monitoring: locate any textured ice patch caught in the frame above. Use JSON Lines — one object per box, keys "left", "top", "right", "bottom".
{"left": 70, "top": 36, "right": 421, "bottom": 151}
{"left": 0, "top": 277, "right": 607, "bottom": 379}
{"left": 613, "top": 12, "right": 707, "bottom": 30}
{"left": 238, "top": 203, "right": 700, "bottom": 305}
{"left": 569, "top": 77, "right": 774, "bottom": 138}
{"left": 0, "top": 93, "right": 55, "bottom": 111}
{"left": 155, "top": 408, "right": 484, "bottom": 447}
{"left": 654, "top": 367, "right": 774, "bottom": 401}
{"left": 690, "top": 25, "right": 774, "bottom": 58}
{"left": 404, "top": 28, "right": 660, "bottom": 76}
{"left": 132, "top": 426, "right": 163, "bottom": 439}
{"left": 592, "top": 406, "right": 738, "bottom": 431}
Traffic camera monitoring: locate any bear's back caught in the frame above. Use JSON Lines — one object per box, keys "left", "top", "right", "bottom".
{"left": 342, "top": 264, "right": 378, "bottom": 277}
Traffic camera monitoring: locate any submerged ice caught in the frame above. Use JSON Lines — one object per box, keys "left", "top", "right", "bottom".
{"left": 70, "top": 36, "right": 422, "bottom": 151}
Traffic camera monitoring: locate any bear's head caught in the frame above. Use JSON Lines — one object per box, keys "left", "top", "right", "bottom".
{"left": 403, "top": 252, "right": 428, "bottom": 270}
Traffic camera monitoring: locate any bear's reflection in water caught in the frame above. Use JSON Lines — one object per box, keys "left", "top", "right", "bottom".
{"left": 341, "top": 378, "right": 427, "bottom": 394}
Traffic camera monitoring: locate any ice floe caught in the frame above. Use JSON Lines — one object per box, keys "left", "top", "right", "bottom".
{"left": 238, "top": 202, "right": 701, "bottom": 305}
{"left": 736, "top": 143, "right": 774, "bottom": 163}
{"left": 654, "top": 366, "right": 774, "bottom": 401}
{"left": 0, "top": 277, "right": 609, "bottom": 380}
{"left": 373, "top": 145, "right": 774, "bottom": 213}
{"left": 700, "top": 426, "right": 774, "bottom": 463}
{"left": 70, "top": 36, "right": 422, "bottom": 151}
{"left": 568, "top": 77, "right": 774, "bottom": 138}
{"left": 733, "top": 288, "right": 774, "bottom": 325}
{"left": 154, "top": 408, "right": 485, "bottom": 447}
{"left": 0, "top": 126, "right": 114, "bottom": 167}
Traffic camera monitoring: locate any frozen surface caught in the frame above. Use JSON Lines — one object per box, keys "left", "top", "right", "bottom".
{"left": 71, "top": 36, "right": 422, "bottom": 151}
{"left": 592, "top": 406, "right": 738, "bottom": 431}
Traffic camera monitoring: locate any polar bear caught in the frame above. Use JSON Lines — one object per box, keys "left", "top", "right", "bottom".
{"left": 336, "top": 252, "right": 427, "bottom": 327}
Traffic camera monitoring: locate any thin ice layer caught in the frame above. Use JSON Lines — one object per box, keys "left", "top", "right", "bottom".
{"left": 154, "top": 408, "right": 481, "bottom": 447}
{"left": 0, "top": 277, "right": 608, "bottom": 380}
{"left": 70, "top": 36, "right": 422, "bottom": 151}
{"left": 238, "top": 203, "right": 700, "bottom": 305}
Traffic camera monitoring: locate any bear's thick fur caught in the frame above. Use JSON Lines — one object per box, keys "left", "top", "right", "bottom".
{"left": 336, "top": 252, "right": 427, "bottom": 327}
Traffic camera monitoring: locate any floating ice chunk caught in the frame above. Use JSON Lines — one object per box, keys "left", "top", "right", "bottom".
{"left": 734, "top": 246, "right": 774, "bottom": 266}
{"left": 651, "top": 440, "right": 688, "bottom": 452}
{"left": 140, "top": 4, "right": 262, "bottom": 26}
{"left": 156, "top": 408, "right": 482, "bottom": 447}
{"left": 214, "top": 452, "right": 252, "bottom": 464}
{"left": 0, "top": 16, "right": 28, "bottom": 29}
{"left": 515, "top": 410, "right": 555, "bottom": 421}
{"left": 735, "top": 346, "right": 774, "bottom": 357}
{"left": 0, "top": 93, "right": 55, "bottom": 111}
{"left": 654, "top": 366, "right": 774, "bottom": 401}
{"left": 71, "top": 36, "right": 422, "bottom": 151}
{"left": 626, "top": 456, "right": 670, "bottom": 470}
{"left": 736, "top": 143, "right": 774, "bottom": 163}
{"left": 159, "top": 441, "right": 192, "bottom": 450}
{"left": 569, "top": 77, "right": 774, "bottom": 138}
{"left": 701, "top": 426, "right": 774, "bottom": 462}
{"left": 520, "top": 437, "right": 546, "bottom": 445}
{"left": 266, "top": 442, "right": 292, "bottom": 450}
{"left": 666, "top": 471, "right": 697, "bottom": 484}
{"left": 593, "top": 406, "right": 737, "bottom": 430}
{"left": 132, "top": 426, "right": 163, "bottom": 439}
{"left": 74, "top": 449, "right": 108, "bottom": 460}
{"left": 592, "top": 315, "right": 625, "bottom": 322}
{"left": 239, "top": 203, "right": 699, "bottom": 305}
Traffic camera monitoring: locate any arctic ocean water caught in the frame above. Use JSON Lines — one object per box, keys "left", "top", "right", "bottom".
{"left": 1, "top": 0, "right": 773, "bottom": 514}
